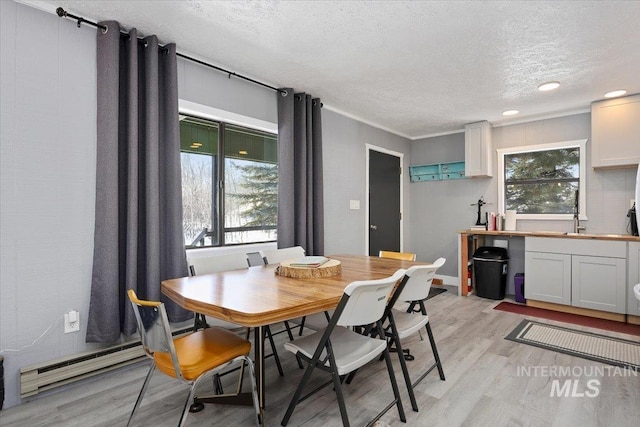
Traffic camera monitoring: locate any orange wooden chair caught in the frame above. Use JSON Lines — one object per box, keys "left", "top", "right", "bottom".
{"left": 379, "top": 250, "right": 417, "bottom": 261}
{"left": 127, "top": 290, "right": 261, "bottom": 426}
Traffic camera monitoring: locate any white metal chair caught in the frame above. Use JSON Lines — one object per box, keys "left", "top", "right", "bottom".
{"left": 187, "top": 253, "right": 285, "bottom": 377}
{"left": 262, "top": 246, "right": 306, "bottom": 264}
{"left": 188, "top": 253, "right": 251, "bottom": 330}
{"left": 127, "top": 290, "right": 261, "bottom": 427}
{"left": 246, "top": 251, "right": 266, "bottom": 267}
{"left": 246, "top": 251, "right": 296, "bottom": 342}
{"left": 264, "top": 246, "right": 335, "bottom": 336}
{"left": 380, "top": 258, "right": 446, "bottom": 412}
{"left": 262, "top": 246, "right": 318, "bottom": 337}
{"left": 281, "top": 270, "right": 407, "bottom": 427}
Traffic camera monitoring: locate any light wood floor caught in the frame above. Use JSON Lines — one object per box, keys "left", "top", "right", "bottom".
{"left": 2, "top": 293, "right": 639, "bottom": 426}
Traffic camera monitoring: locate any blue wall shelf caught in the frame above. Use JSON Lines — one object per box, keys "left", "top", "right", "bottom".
{"left": 409, "top": 161, "right": 467, "bottom": 182}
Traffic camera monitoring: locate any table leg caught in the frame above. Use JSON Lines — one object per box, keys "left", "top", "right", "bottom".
{"left": 460, "top": 233, "right": 468, "bottom": 296}
{"left": 255, "top": 325, "right": 266, "bottom": 409}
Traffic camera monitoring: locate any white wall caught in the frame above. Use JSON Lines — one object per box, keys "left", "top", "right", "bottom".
{"left": 0, "top": 1, "right": 98, "bottom": 408}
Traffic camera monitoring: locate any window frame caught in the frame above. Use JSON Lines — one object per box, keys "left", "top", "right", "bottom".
{"left": 178, "top": 99, "right": 278, "bottom": 248}
{"left": 497, "top": 139, "right": 587, "bottom": 221}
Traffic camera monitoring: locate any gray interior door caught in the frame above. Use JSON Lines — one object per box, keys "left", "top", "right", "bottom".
{"left": 369, "top": 150, "right": 401, "bottom": 256}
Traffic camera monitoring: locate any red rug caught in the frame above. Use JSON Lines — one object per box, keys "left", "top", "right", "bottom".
{"left": 494, "top": 301, "right": 640, "bottom": 337}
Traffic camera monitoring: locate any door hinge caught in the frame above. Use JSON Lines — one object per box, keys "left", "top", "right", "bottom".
{"left": 399, "top": 212, "right": 402, "bottom": 220}
{"left": 399, "top": 166, "right": 402, "bottom": 175}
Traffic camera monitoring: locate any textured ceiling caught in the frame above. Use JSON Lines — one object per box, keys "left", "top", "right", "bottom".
{"left": 30, "top": 0, "right": 640, "bottom": 139}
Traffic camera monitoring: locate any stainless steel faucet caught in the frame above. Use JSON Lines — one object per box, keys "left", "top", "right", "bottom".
{"left": 573, "top": 189, "right": 586, "bottom": 233}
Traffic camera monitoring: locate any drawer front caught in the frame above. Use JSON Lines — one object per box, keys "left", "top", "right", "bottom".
{"left": 525, "top": 237, "right": 626, "bottom": 258}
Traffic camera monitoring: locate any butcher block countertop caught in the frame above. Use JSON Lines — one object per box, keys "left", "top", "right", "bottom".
{"left": 458, "top": 229, "right": 640, "bottom": 242}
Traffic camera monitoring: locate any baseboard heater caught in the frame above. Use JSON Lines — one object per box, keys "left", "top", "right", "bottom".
{"left": 20, "top": 327, "right": 192, "bottom": 398}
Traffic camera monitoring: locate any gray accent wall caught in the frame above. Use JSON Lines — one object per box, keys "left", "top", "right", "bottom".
{"left": 1, "top": 1, "right": 98, "bottom": 409}
{"left": 0, "top": 1, "right": 412, "bottom": 409}
{"left": 322, "top": 110, "right": 413, "bottom": 256}
{"left": 411, "top": 113, "right": 637, "bottom": 281}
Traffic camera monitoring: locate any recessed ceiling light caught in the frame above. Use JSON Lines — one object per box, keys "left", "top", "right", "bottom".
{"left": 538, "top": 81, "right": 560, "bottom": 91}
{"left": 604, "top": 90, "right": 627, "bottom": 98}
{"left": 502, "top": 110, "right": 519, "bottom": 116}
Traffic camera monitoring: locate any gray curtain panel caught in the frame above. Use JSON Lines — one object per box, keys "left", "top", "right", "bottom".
{"left": 277, "top": 89, "right": 324, "bottom": 255}
{"left": 87, "top": 22, "right": 191, "bottom": 343}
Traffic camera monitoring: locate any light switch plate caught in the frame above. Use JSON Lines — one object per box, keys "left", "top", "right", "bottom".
{"left": 349, "top": 200, "right": 360, "bottom": 210}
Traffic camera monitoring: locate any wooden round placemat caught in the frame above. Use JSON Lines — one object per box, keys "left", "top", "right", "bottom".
{"left": 275, "top": 259, "right": 342, "bottom": 278}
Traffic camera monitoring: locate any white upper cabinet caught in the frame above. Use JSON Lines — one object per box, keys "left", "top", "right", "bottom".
{"left": 591, "top": 93, "right": 640, "bottom": 169}
{"left": 465, "top": 121, "right": 493, "bottom": 177}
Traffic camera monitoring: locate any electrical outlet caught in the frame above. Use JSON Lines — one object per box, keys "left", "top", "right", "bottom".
{"left": 64, "top": 310, "right": 80, "bottom": 333}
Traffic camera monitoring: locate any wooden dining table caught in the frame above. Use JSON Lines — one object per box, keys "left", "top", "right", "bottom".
{"left": 161, "top": 254, "right": 424, "bottom": 410}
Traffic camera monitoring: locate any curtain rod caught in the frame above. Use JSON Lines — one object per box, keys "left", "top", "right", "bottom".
{"left": 56, "top": 7, "right": 286, "bottom": 95}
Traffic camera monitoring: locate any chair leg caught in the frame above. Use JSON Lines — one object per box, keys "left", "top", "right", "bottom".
{"left": 266, "top": 326, "right": 285, "bottom": 376}
{"left": 281, "top": 357, "right": 319, "bottom": 426}
{"left": 179, "top": 382, "right": 199, "bottom": 427}
{"left": 326, "top": 340, "right": 350, "bottom": 427}
{"left": 426, "top": 322, "right": 445, "bottom": 381}
{"left": 243, "top": 356, "right": 263, "bottom": 426}
{"left": 284, "top": 321, "right": 295, "bottom": 341}
{"left": 127, "top": 364, "right": 155, "bottom": 427}
{"left": 381, "top": 343, "right": 406, "bottom": 423}
{"left": 389, "top": 325, "right": 419, "bottom": 411}
{"left": 298, "top": 316, "right": 306, "bottom": 336}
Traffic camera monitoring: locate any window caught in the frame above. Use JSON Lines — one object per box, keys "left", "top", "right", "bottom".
{"left": 497, "top": 139, "right": 587, "bottom": 220}
{"left": 180, "top": 115, "right": 278, "bottom": 247}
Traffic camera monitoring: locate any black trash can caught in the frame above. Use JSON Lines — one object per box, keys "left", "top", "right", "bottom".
{"left": 473, "top": 246, "right": 509, "bottom": 300}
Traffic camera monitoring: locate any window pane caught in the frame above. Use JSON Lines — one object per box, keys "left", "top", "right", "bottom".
{"left": 505, "top": 148, "right": 579, "bottom": 181}
{"left": 224, "top": 125, "right": 277, "bottom": 244}
{"left": 180, "top": 117, "right": 219, "bottom": 247}
{"left": 506, "top": 181, "right": 578, "bottom": 214}
{"left": 504, "top": 147, "right": 580, "bottom": 215}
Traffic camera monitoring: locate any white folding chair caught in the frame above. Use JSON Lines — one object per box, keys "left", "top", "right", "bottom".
{"left": 281, "top": 270, "right": 407, "bottom": 427}
{"left": 246, "top": 251, "right": 296, "bottom": 342}
{"left": 262, "top": 246, "right": 317, "bottom": 337}
{"left": 381, "top": 258, "right": 446, "bottom": 412}
{"left": 262, "top": 246, "right": 305, "bottom": 264}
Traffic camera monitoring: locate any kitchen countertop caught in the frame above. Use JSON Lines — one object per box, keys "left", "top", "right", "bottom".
{"left": 458, "top": 229, "right": 640, "bottom": 242}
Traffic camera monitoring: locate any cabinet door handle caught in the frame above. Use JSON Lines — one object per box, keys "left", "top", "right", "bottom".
{"left": 370, "top": 224, "right": 377, "bottom": 230}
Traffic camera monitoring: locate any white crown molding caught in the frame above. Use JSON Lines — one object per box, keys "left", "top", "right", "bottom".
{"left": 322, "top": 104, "right": 412, "bottom": 140}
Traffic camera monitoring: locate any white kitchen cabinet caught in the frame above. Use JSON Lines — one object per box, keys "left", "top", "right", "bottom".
{"left": 591, "top": 93, "right": 640, "bottom": 168}
{"left": 525, "top": 251, "right": 571, "bottom": 304}
{"left": 524, "top": 237, "right": 627, "bottom": 313}
{"left": 572, "top": 255, "right": 626, "bottom": 313}
{"left": 628, "top": 242, "right": 640, "bottom": 316}
{"left": 465, "top": 121, "right": 493, "bottom": 177}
